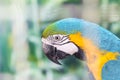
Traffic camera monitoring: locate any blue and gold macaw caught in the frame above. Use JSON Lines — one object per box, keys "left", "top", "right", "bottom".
{"left": 41, "top": 18, "right": 120, "bottom": 80}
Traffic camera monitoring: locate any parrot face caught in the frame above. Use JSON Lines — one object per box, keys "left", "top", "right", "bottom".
{"left": 42, "top": 34, "right": 85, "bottom": 64}
{"left": 41, "top": 18, "right": 86, "bottom": 64}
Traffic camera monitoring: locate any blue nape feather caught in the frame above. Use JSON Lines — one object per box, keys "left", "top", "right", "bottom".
{"left": 55, "top": 18, "right": 120, "bottom": 52}
{"left": 102, "top": 60, "right": 120, "bottom": 80}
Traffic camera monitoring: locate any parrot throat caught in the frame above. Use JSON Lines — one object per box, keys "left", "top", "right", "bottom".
{"left": 69, "top": 32, "right": 119, "bottom": 80}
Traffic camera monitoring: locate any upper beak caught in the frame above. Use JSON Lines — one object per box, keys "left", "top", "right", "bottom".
{"left": 42, "top": 43, "right": 69, "bottom": 65}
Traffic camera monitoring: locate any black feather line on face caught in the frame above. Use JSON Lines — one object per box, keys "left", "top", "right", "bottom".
{"left": 71, "top": 42, "right": 86, "bottom": 61}
{"left": 47, "top": 35, "right": 69, "bottom": 45}
{"left": 74, "top": 48, "right": 86, "bottom": 60}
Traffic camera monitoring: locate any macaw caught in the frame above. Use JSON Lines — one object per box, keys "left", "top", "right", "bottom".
{"left": 41, "top": 18, "right": 120, "bottom": 80}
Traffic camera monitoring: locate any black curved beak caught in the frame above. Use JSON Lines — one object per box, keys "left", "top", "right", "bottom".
{"left": 42, "top": 43, "right": 69, "bottom": 65}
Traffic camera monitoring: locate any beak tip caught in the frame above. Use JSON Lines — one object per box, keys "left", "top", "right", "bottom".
{"left": 55, "top": 61, "right": 62, "bottom": 65}
{"left": 50, "top": 60, "right": 62, "bottom": 65}
{"left": 45, "top": 53, "right": 62, "bottom": 65}
{"left": 51, "top": 57, "right": 62, "bottom": 65}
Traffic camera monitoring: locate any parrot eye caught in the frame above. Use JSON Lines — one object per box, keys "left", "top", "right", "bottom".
{"left": 47, "top": 35, "right": 62, "bottom": 42}
{"left": 47, "top": 34, "right": 69, "bottom": 45}
{"left": 54, "top": 35, "right": 61, "bottom": 41}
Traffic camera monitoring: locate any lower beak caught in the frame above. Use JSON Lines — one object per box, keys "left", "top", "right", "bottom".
{"left": 42, "top": 43, "right": 69, "bottom": 65}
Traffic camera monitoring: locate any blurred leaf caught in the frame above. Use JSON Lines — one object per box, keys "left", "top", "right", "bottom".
{"left": 62, "top": 56, "right": 83, "bottom": 71}
{"left": 28, "top": 41, "right": 38, "bottom": 62}
{"left": 64, "top": 0, "right": 82, "bottom": 4}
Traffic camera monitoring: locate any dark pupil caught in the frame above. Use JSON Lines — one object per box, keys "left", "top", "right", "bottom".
{"left": 55, "top": 36, "right": 59, "bottom": 40}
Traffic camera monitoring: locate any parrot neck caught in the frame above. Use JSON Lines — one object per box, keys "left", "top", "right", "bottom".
{"left": 69, "top": 32, "right": 119, "bottom": 80}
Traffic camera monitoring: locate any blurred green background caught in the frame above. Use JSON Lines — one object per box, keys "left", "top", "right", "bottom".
{"left": 0, "top": 0, "right": 120, "bottom": 80}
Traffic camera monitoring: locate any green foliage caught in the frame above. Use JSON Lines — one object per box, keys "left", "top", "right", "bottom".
{"left": 37, "top": 0, "right": 49, "bottom": 5}
{"left": 64, "top": 0, "right": 82, "bottom": 4}
{"left": 28, "top": 41, "right": 38, "bottom": 62}
{"left": 0, "top": 21, "right": 12, "bottom": 73}
{"left": 109, "top": 0, "right": 119, "bottom": 3}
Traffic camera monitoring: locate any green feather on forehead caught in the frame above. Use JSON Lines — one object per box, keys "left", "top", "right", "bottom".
{"left": 42, "top": 23, "right": 66, "bottom": 38}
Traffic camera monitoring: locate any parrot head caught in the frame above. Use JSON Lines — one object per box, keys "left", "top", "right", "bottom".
{"left": 42, "top": 18, "right": 120, "bottom": 80}
{"left": 42, "top": 18, "right": 86, "bottom": 65}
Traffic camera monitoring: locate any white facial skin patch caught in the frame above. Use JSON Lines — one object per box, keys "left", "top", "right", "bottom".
{"left": 42, "top": 35, "right": 78, "bottom": 55}
{"left": 54, "top": 42, "right": 78, "bottom": 55}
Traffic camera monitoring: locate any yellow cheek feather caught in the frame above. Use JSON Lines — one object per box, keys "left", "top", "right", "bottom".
{"left": 69, "top": 32, "right": 119, "bottom": 80}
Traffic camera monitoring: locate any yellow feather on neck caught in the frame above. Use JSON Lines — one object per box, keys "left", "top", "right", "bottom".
{"left": 69, "top": 32, "right": 119, "bottom": 80}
